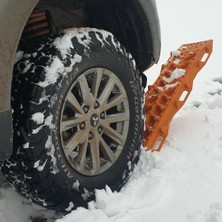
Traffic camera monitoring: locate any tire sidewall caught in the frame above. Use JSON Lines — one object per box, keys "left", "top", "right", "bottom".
{"left": 3, "top": 30, "right": 143, "bottom": 211}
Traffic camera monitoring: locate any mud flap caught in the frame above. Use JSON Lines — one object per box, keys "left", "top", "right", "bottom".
{"left": 0, "top": 110, "right": 13, "bottom": 160}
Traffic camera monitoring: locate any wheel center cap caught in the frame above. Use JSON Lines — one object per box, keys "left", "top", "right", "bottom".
{"left": 90, "top": 113, "right": 99, "bottom": 127}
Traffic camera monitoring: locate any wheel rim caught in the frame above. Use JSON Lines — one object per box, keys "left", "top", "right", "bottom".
{"left": 60, "top": 68, "right": 130, "bottom": 176}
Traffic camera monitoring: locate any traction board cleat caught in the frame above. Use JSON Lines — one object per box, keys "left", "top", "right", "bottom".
{"left": 143, "top": 40, "right": 213, "bottom": 151}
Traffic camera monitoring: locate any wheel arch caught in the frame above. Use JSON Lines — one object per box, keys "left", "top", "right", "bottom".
{"left": 1, "top": 0, "right": 160, "bottom": 110}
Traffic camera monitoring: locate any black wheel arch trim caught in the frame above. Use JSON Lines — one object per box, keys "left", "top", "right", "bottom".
{"left": 137, "top": 0, "right": 161, "bottom": 66}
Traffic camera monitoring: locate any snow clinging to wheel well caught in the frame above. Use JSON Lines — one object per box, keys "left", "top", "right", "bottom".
{"left": 37, "top": 28, "right": 134, "bottom": 88}
{"left": 56, "top": 28, "right": 122, "bottom": 53}
{"left": 38, "top": 57, "right": 65, "bottom": 88}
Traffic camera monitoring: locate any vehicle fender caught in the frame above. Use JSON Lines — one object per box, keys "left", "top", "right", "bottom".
{"left": 0, "top": 0, "right": 38, "bottom": 111}
{"left": 0, "top": 0, "right": 38, "bottom": 159}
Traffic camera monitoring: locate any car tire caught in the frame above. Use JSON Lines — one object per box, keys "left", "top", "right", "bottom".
{"left": 1, "top": 28, "right": 143, "bottom": 212}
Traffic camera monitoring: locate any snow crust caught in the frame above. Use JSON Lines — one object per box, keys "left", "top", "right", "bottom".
{"left": 31, "top": 112, "right": 45, "bottom": 125}
{"left": 171, "top": 50, "right": 181, "bottom": 56}
{"left": 163, "top": 68, "right": 185, "bottom": 83}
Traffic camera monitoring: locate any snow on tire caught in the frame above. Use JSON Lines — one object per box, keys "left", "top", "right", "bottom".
{"left": 1, "top": 28, "right": 143, "bottom": 212}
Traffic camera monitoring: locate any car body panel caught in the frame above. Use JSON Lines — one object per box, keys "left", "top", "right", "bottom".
{"left": 0, "top": 0, "right": 37, "bottom": 111}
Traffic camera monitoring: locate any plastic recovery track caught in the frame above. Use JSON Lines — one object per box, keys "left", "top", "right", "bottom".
{"left": 143, "top": 40, "right": 213, "bottom": 151}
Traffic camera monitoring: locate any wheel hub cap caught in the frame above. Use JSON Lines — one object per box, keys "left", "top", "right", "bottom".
{"left": 60, "top": 68, "right": 130, "bottom": 176}
{"left": 90, "top": 113, "right": 99, "bottom": 127}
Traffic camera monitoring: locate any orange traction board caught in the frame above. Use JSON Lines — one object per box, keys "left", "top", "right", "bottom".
{"left": 143, "top": 40, "right": 213, "bottom": 151}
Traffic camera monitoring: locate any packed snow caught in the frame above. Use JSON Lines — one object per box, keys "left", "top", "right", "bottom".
{"left": 31, "top": 112, "right": 45, "bottom": 125}
{"left": 162, "top": 68, "right": 185, "bottom": 83}
{"left": 1, "top": 0, "right": 222, "bottom": 222}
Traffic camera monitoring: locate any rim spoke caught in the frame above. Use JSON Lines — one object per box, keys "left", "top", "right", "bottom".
{"left": 100, "top": 136, "right": 116, "bottom": 163}
{"left": 101, "top": 93, "right": 126, "bottom": 112}
{"left": 89, "top": 133, "right": 100, "bottom": 174}
{"left": 78, "top": 75, "right": 94, "bottom": 107}
{"left": 98, "top": 76, "right": 115, "bottom": 106}
{"left": 76, "top": 139, "right": 88, "bottom": 172}
{"left": 61, "top": 117, "right": 84, "bottom": 132}
{"left": 101, "top": 122, "right": 125, "bottom": 146}
{"left": 64, "top": 129, "right": 88, "bottom": 156}
{"left": 91, "top": 69, "right": 103, "bottom": 99}
{"left": 66, "top": 91, "right": 84, "bottom": 114}
{"left": 106, "top": 113, "right": 129, "bottom": 124}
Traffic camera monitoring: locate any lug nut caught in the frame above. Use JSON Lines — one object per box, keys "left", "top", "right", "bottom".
{"left": 98, "top": 127, "right": 102, "bottom": 134}
{"left": 100, "top": 112, "right": 105, "bottom": 119}
{"left": 80, "top": 122, "right": 85, "bottom": 130}
{"left": 83, "top": 106, "right": 89, "bottom": 113}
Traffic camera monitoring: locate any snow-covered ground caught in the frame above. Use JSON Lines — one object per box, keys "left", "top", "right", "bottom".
{"left": 1, "top": 0, "right": 222, "bottom": 221}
